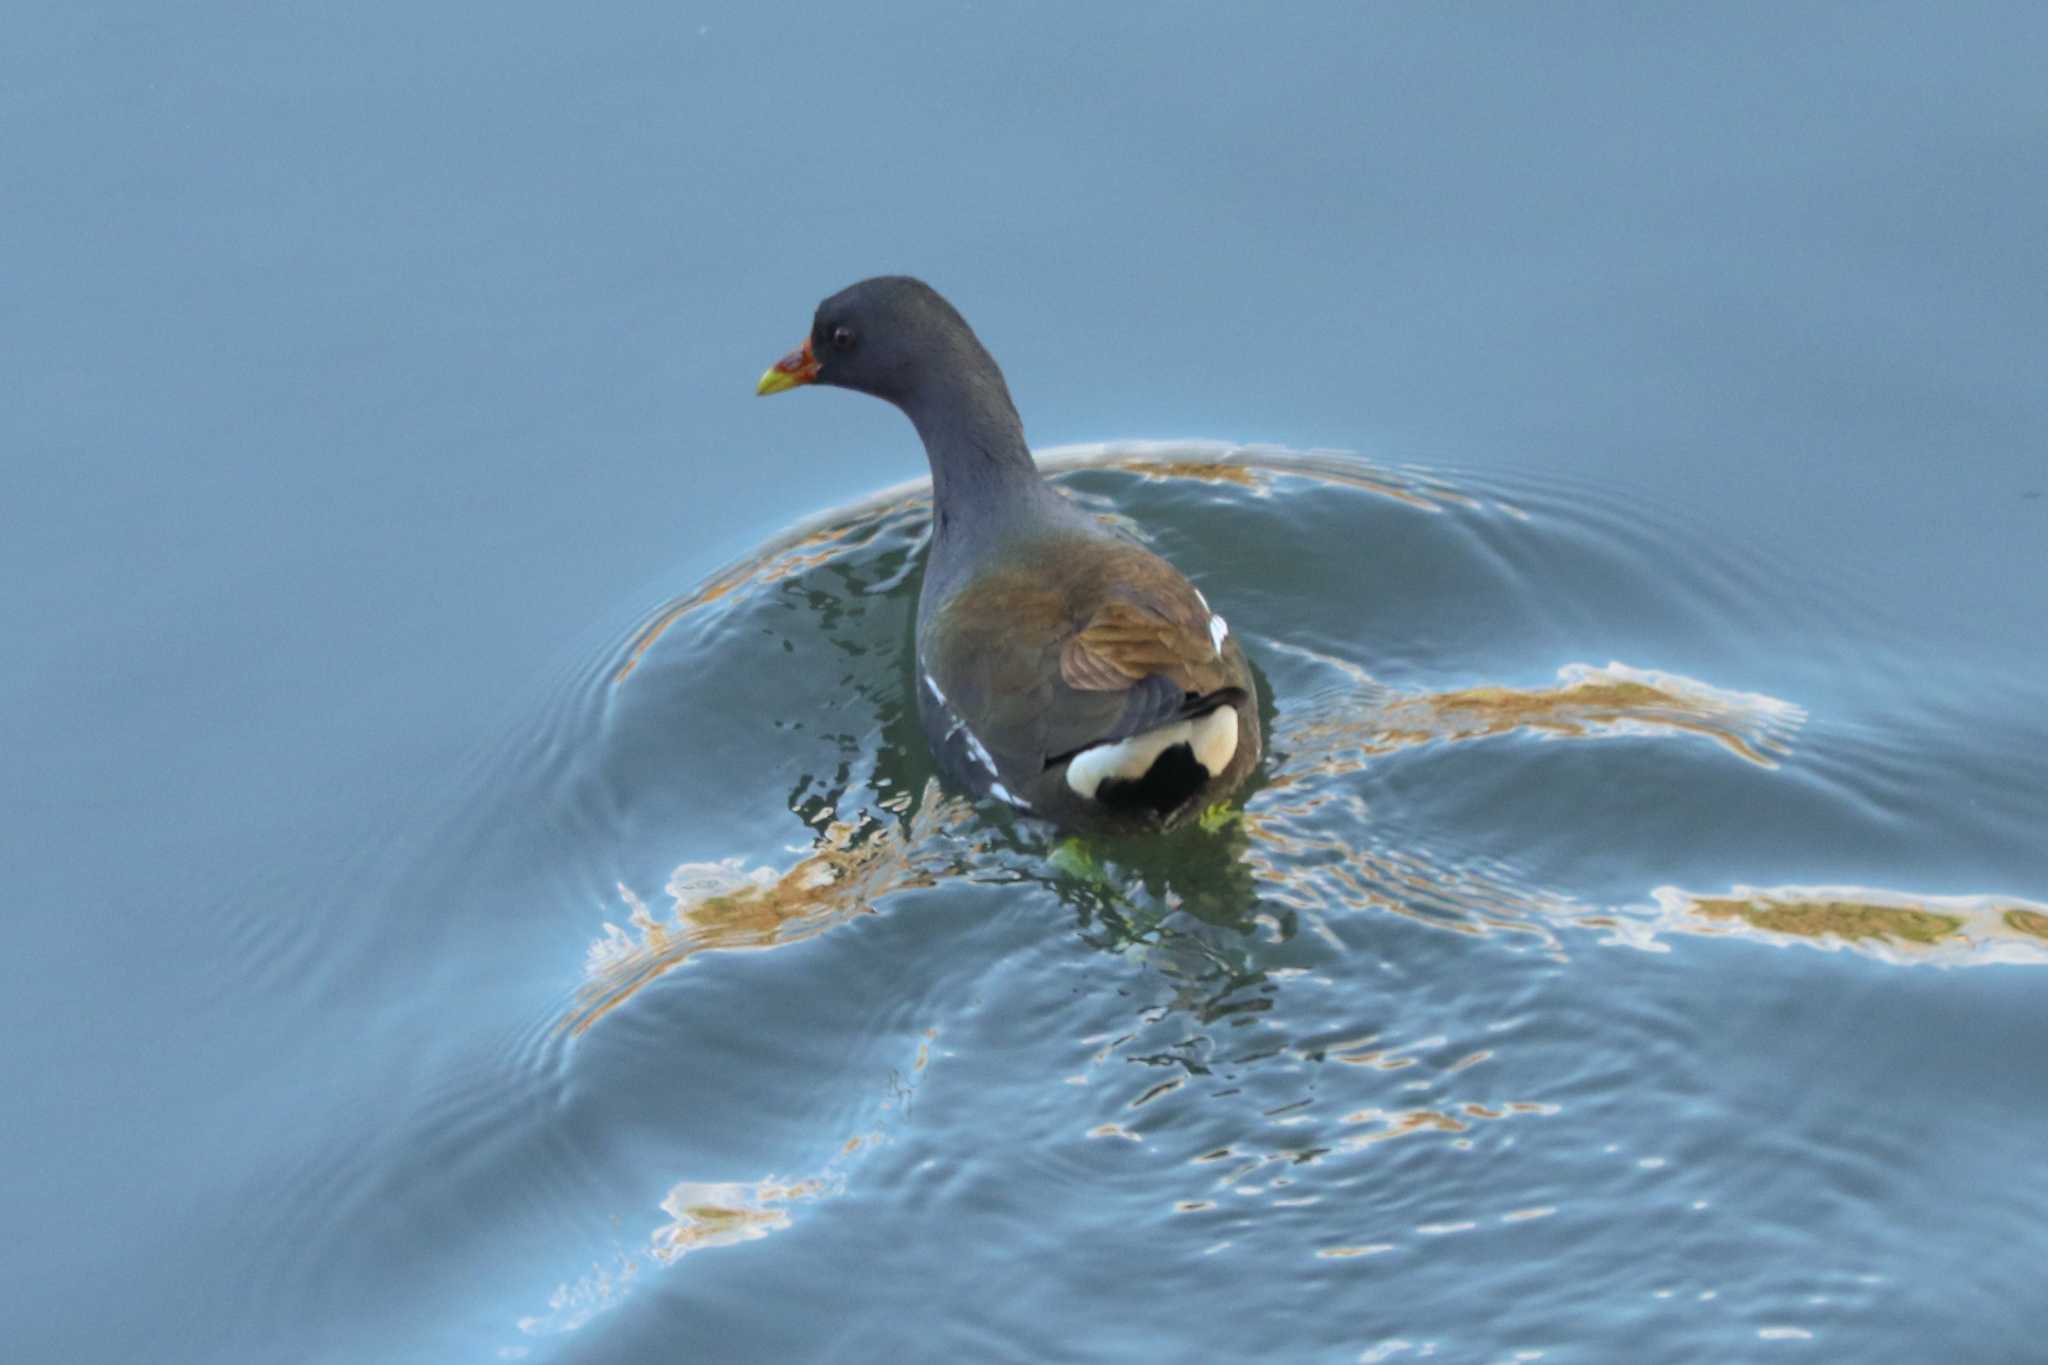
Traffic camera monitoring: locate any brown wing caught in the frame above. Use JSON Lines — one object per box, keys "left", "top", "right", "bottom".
{"left": 924, "top": 536, "right": 1242, "bottom": 772}
{"left": 1055, "top": 534, "right": 1235, "bottom": 701}
{"left": 1060, "top": 594, "right": 1221, "bottom": 693}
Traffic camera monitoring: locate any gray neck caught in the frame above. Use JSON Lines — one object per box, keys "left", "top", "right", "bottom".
{"left": 903, "top": 370, "right": 1068, "bottom": 590}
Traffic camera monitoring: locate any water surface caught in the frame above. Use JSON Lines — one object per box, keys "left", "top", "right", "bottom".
{"left": 6, "top": 4, "right": 2046, "bottom": 1362}
{"left": 375, "top": 444, "right": 2044, "bottom": 1362}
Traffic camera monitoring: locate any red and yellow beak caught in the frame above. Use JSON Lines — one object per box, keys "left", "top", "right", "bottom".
{"left": 755, "top": 337, "right": 820, "bottom": 396}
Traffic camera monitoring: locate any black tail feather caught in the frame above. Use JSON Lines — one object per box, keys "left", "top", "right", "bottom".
{"left": 1092, "top": 741, "right": 1207, "bottom": 816}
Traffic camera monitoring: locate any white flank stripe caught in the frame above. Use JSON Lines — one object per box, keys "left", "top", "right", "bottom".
{"left": 928, "top": 668, "right": 996, "bottom": 775}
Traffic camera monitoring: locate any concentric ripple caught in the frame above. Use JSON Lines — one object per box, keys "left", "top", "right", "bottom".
{"left": 456, "top": 443, "right": 2048, "bottom": 1361}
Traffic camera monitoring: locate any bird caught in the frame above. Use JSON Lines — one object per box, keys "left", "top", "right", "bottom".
{"left": 756, "top": 276, "right": 1261, "bottom": 835}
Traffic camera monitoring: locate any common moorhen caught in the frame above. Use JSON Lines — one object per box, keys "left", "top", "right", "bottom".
{"left": 757, "top": 276, "right": 1260, "bottom": 834}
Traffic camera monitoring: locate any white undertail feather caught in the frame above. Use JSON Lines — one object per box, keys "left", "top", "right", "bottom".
{"left": 1064, "top": 706, "right": 1240, "bottom": 800}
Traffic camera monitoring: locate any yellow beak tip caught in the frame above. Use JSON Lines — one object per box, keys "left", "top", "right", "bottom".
{"left": 756, "top": 366, "right": 799, "bottom": 397}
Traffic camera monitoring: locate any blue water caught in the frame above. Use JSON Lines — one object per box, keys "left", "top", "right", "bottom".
{"left": 6, "top": 5, "right": 2046, "bottom": 1362}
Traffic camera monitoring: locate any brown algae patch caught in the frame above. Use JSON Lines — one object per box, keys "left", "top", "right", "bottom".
{"left": 1626, "top": 885, "right": 2048, "bottom": 965}
{"left": 1435, "top": 679, "right": 1672, "bottom": 714}
{"left": 1107, "top": 457, "right": 1263, "bottom": 487}
{"left": 2005, "top": 909, "right": 2048, "bottom": 941}
{"left": 1271, "top": 660, "right": 1805, "bottom": 790}
{"left": 1057, "top": 439, "right": 1471, "bottom": 512}
{"left": 1381, "top": 664, "right": 1804, "bottom": 767}
{"left": 1692, "top": 896, "right": 1964, "bottom": 945}
{"left": 648, "top": 1178, "right": 826, "bottom": 1263}
{"left": 567, "top": 783, "right": 974, "bottom": 1034}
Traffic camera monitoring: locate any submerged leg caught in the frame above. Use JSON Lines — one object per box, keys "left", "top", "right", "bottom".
{"left": 1049, "top": 835, "right": 1112, "bottom": 885}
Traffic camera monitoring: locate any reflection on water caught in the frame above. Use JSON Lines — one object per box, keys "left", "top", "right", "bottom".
{"left": 514, "top": 444, "right": 2044, "bottom": 1358}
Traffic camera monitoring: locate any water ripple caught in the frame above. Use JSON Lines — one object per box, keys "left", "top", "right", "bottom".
{"left": 338, "top": 441, "right": 2048, "bottom": 1362}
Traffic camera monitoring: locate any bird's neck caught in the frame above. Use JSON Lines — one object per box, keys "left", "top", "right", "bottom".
{"left": 903, "top": 372, "right": 1058, "bottom": 550}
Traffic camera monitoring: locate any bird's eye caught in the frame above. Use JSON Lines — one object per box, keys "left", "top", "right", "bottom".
{"left": 831, "top": 325, "right": 857, "bottom": 351}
